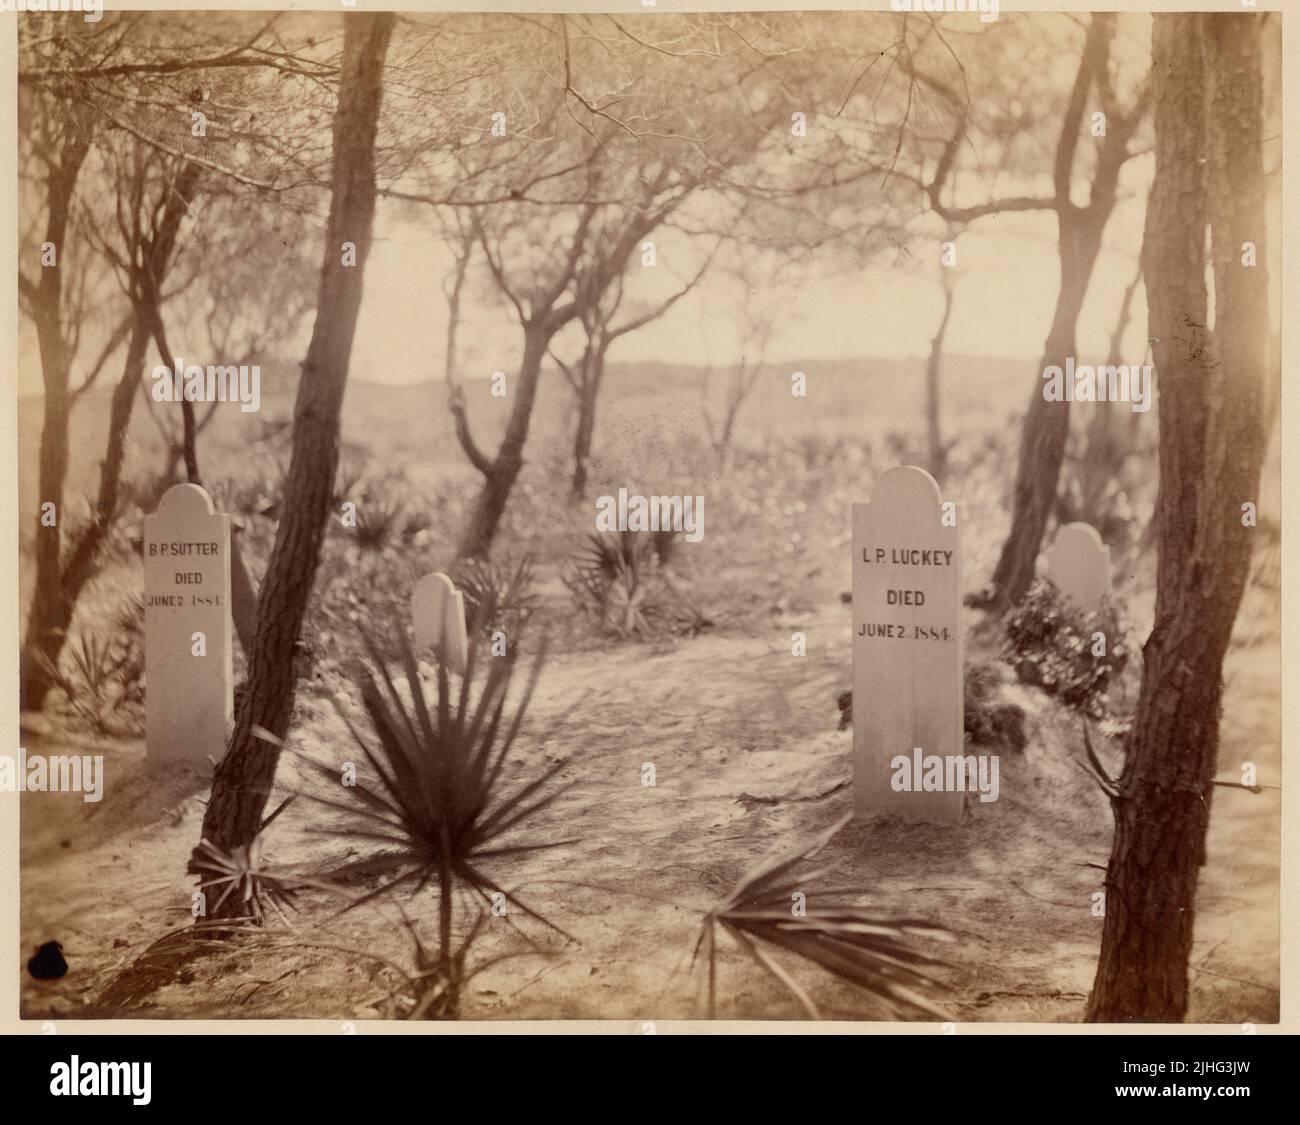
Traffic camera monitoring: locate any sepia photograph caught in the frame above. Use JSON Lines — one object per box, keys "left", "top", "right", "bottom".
{"left": 5, "top": 0, "right": 1288, "bottom": 1059}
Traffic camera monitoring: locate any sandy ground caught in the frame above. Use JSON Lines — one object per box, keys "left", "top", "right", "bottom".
{"left": 18, "top": 578, "right": 1280, "bottom": 1024}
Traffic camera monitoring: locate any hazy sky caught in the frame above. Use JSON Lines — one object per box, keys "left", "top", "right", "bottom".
{"left": 348, "top": 183, "right": 1156, "bottom": 386}
{"left": 18, "top": 11, "right": 1281, "bottom": 396}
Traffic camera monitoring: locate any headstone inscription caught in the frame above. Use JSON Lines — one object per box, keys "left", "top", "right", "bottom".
{"left": 143, "top": 483, "right": 232, "bottom": 765}
{"left": 412, "top": 573, "right": 469, "bottom": 675}
{"left": 852, "top": 466, "right": 963, "bottom": 824}
{"left": 1045, "top": 521, "right": 1111, "bottom": 615}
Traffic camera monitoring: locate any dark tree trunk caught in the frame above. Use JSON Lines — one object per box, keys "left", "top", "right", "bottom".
{"left": 570, "top": 344, "right": 605, "bottom": 499}
{"left": 1086, "top": 11, "right": 1267, "bottom": 1022}
{"left": 457, "top": 323, "right": 550, "bottom": 559}
{"left": 196, "top": 13, "right": 395, "bottom": 868}
{"left": 25, "top": 158, "right": 201, "bottom": 707}
{"left": 1073, "top": 264, "right": 1144, "bottom": 524}
{"left": 55, "top": 321, "right": 152, "bottom": 618}
{"left": 981, "top": 14, "right": 1146, "bottom": 610}
{"left": 985, "top": 229, "right": 1099, "bottom": 607}
{"left": 22, "top": 131, "right": 90, "bottom": 711}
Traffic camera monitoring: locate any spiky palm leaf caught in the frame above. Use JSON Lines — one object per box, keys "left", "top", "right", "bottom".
{"left": 34, "top": 630, "right": 135, "bottom": 732}
{"left": 300, "top": 597, "right": 574, "bottom": 938}
{"left": 563, "top": 531, "right": 654, "bottom": 607}
{"left": 694, "top": 815, "right": 954, "bottom": 1020}
{"left": 352, "top": 493, "right": 407, "bottom": 554}
{"left": 454, "top": 554, "right": 538, "bottom": 641}
{"left": 191, "top": 799, "right": 302, "bottom": 929}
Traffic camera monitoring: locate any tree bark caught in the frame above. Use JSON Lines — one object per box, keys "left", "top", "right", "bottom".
{"left": 196, "top": 12, "right": 395, "bottom": 867}
{"left": 21, "top": 129, "right": 91, "bottom": 711}
{"left": 1086, "top": 11, "right": 1267, "bottom": 1022}
{"left": 570, "top": 342, "right": 606, "bottom": 499}
{"left": 456, "top": 322, "right": 551, "bottom": 560}
{"left": 24, "top": 158, "right": 202, "bottom": 707}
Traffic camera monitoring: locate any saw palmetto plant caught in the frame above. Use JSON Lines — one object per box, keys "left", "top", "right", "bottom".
{"left": 298, "top": 598, "right": 575, "bottom": 1017}
{"left": 693, "top": 816, "right": 955, "bottom": 1020}
{"left": 33, "top": 629, "right": 136, "bottom": 734}
{"left": 453, "top": 553, "right": 538, "bottom": 646}
{"left": 191, "top": 797, "right": 303, "bottom": 929}
{"left": 563, "top": 530, "right": 708, "bottom": 639}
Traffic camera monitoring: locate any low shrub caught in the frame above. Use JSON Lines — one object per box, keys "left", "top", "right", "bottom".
{"left": 1003, "top": 578, "right": 1129, "bottom": 718}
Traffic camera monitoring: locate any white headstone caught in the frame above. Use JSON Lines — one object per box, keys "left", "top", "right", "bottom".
{"left": 1046, "top": 522, "right": 1110, "bottom": 615}
{"left": 412, "top": 573, "right": 469, "bottom": 675}
{"left": 852, "top": 466, "right": 963, "bottom": 824}
{"left": 144, "top": 483, "right": 232, "bottom": 765}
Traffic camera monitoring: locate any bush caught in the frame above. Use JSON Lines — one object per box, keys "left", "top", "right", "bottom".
{"left": 562, "top": 531, "right": 707, "bottom": 640}
{"left": 963, "top": 661, "right": 1026, "bottom": 752}
{"left": 838, "top": 661, "right": 1027, "bottom": 753}
{"left": 299, "top": 607, "right": 571, "bottom": 1018}
{"left": 1003, "top": 578, "right": 1128, "bottom": 718}
{"left": 452, "top": 554, "right": 538, "bottom": 649}
{"left": 34, "top": 622, "right": 143, "bottom": 735}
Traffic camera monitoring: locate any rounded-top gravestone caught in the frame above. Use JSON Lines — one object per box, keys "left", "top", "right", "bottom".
{"left": 143, "top": 483, "right": 232, "bottom": 765}
{"left": 851, "top": 466, "right": 964, "bottom": 824}
{"left": 1045, "top": 521, "right": 1111, "bottom": 616}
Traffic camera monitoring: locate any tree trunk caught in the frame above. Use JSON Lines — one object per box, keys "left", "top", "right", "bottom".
{"left": 56, "top": 320, "right": 152, "bottom": 620}
{"left": 980, "top": 14, "right": 1145, "bottom": 610}
{"left": 1086, "top": 11, "right": 1266, "bottom": 1022}
{"left": 22, "top": 132, "right": 90, "bottom": 711}
{"left": 457, "top": 323, "right": 549, "bottom": 560}
{"left": 196, "top": 12, "right": 395, "bottom": 868}
{"left": 983, "top": 193, "right": 1126, "bottom": 608}
{"left": 1075, "top": 264, "right": 1144, "bottom": 524}
{"left": 25, "top": 158, "right": 202, "bottom": 706}
{"left": 925, "top": 268, "right": 955, "bottom": 483}
{"left": 570, "top": 344, "right": 605, "bottom": 499}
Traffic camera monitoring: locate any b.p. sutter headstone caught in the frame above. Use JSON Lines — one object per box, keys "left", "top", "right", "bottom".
{"left": 143, "top": 483, "right": 232, "bottom": 765}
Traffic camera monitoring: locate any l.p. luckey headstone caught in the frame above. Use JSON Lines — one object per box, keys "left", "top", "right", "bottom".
{"left": 1045, "top": 521, "right": 1111, "bottom": 616}
{"left": 143, "top": 483, "right": 232, "bottom": 765}
{"left": 852, "top": 466, "right": 963, "bottom": 823}
{"left": 412, "top": 572, "right": 469, "bottom": 675}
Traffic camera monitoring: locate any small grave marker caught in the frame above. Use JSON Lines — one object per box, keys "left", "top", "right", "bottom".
{"left": 144, "top": 483, "right": 232, "bottom": 765}
{"left": 852, "top": 466, "right": 963, "bottom": 823}
{"left": 412, "top": 573, "right": 469, "bottom": 674}
{"left": 1046, "top": 521, "right": 1110, "bottom": 615}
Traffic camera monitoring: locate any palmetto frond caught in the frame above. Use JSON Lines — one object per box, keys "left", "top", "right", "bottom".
{"left": 303, "top": 597, "right": 574, "bottom": 936}
{"left": 694, "top": 815, "right": 954, "bottom": 1020}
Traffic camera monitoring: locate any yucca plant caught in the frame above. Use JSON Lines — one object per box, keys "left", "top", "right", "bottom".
{"left": 297, "top": 598, "right": 575, "bottom": 1018}
{"left": 564, "top": 531, "right": 673, "bottom": 639}
{"left": 191, "top": 797, "right": 303, "bottom": 929}
{"left": 600, "top": 553, "right": 655, "bottom": 639}
{"left": 351, "top": 492, "right": 408, "bottom": 554}
{"left": 564, "top": 531, "right": 653, "bottom": 602}
{"left": 453, "top": 554, "right": 538, "bottom": 646}
{"left": 33, "top": 629, "right": 134, "bottom": 734}
{"left": 331, "top": 449, "right": 369, "bottom": 508}
{"left": 693, "top": 816, "right": 954, "bottom": 1020}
